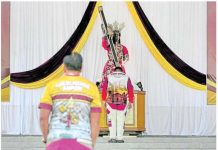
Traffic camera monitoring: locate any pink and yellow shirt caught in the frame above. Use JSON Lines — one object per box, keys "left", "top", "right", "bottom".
{"left": 39, "top": 75, "right": 101, "bottom": 148}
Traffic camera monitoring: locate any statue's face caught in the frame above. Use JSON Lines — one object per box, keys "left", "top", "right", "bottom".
{"left": 113, "top": 31, "right": 120, "bottom": 43}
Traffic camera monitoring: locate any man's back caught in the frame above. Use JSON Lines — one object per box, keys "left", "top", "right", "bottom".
{"left": 39, "top": 53, "right": 101, "bottom": 150}
{"left": 102, "top": 70, "right": 134, "bottom": 105}
{"left": 39, "top": 75, "right": 101, "bottom": 145}
{"left": 107, "top": 72, "right": 129, "bottom": 94}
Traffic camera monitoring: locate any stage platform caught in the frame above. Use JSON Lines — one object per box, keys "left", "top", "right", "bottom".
{"left": 2, "top": 135, "right": 216, "bottom": 150}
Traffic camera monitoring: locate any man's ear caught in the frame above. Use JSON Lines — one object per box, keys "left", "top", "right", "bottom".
{"left": 64, "top": 65, "right": 67, "bottom": 73}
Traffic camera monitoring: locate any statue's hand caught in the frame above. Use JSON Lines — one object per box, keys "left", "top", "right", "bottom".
{"left": 101, "top": 24, "right": 106, "bottom": 35}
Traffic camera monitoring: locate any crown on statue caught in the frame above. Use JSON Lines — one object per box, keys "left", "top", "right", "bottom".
{"left": 108, "top": 21, "right": 125, "bottom": 32}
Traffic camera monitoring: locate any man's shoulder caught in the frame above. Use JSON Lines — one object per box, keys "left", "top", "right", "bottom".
{"left": 46, "top": 78, "right": 60, "bottom": 87}
{"left": 110, "top": 72, "right": 126, "bottom": 76}
{"left": 108, "top": 72, "right": 129, "bottom": 81}
{"left": 46, "top": 76, "right": 70, "bottom": 87}
{"left": 79, "top": 77, "right": 96, "bottom": 87}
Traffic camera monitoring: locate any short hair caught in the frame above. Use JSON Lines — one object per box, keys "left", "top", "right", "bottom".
{"left": 63, "top": 52, "right": 83, "bottom": 71}
{"left": 114, "top": 66, "right": 123, "bottom": 72}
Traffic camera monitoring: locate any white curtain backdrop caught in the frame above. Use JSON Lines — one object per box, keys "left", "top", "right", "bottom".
{"left": 2, "top": 1, "right": 89, "bottom": 134}
{"left": 2, "top": 1, "right": 215, "bottom": 135}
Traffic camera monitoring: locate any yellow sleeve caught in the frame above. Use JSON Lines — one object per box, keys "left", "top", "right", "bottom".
{"left": 38, "top": 82, "right": 53, "bottom": 110}
{"left": 90, "top": 85, "right": 102, "bottom": 113}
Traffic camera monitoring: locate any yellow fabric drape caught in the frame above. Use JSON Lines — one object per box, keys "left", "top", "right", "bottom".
{"left": 1, "top": 75, "right": 10, "bottom": 102}
{"left": 207, "top": 79, "right": 216, "bottom": 88}
{"left": 207, "top": 79, "right": 216, "bottom": 105}
{"left": 207, "top": 90, "right": 216, "bottom": 105}
{"left": 1, "top": 75, "right": 10, "bottom": 84}
{"left": 10, "top": 2, "right": 101, "bottom": 89}
{"left": 1, "top": 87, "right": 10, "bottom": 102}
{"left": 127, "top": 2, "right": 206, "bottom": 91}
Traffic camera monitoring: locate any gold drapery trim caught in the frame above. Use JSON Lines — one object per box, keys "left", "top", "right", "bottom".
{"left": 127, "top": 2, "right": 206, "bottom": 91}
{"left": 10, "top": 2, "right": 102, "bottom": 89}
